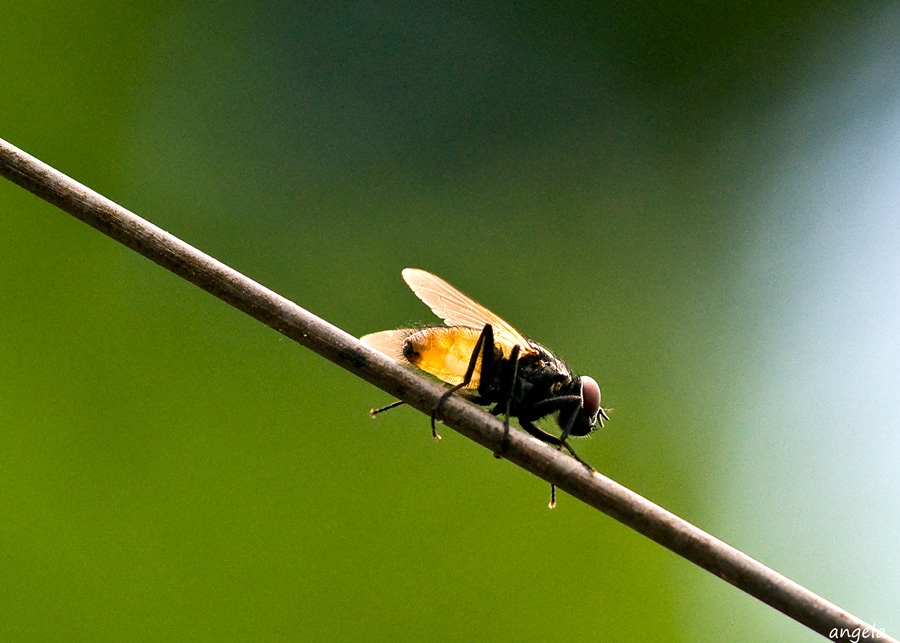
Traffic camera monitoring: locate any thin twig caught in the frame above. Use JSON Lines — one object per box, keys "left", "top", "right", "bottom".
{"left": 0, "top": 137, "right": 892, "bottom": 643}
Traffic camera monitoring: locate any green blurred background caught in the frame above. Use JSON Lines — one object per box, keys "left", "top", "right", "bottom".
{"left": 2, "top": 2, "right": 898, "bottom": 641}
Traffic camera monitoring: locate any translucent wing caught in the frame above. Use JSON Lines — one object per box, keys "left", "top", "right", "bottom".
{"left": 359, "top": 329, "right": 417, "bottom": 364}
{"left": 401, "top": 268, "right": 536, "bottom": 356}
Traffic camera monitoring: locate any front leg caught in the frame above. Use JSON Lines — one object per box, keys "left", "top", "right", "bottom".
{"left": 518, "top": 419, "right": 591, "bottom": 469}
{"left": 524, "top": 394, "right": 587, "bottom": 443}
{"left": 519, "top": 394, "right": 594, "bottom": 471}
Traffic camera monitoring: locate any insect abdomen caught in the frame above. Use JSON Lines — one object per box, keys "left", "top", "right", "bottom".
{"left": 403, "top": 326, "right": 485, "bottom": 388}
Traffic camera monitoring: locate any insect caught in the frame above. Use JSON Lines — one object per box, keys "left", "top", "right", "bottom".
{"left": 361, "top": 268, "right": 609, "bottom": 504}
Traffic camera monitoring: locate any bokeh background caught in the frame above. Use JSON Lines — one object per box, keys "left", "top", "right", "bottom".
{"left": 2, "top": 2, "right": 899, "bottom": 641}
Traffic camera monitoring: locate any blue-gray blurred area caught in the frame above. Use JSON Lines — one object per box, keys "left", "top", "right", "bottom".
{"left": 1, "top": 2, "right": 898, "bottom": 641}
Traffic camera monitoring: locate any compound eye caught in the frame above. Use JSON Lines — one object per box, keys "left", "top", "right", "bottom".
{"left": 580, "top": 376, "right": 601, "bottom": 420}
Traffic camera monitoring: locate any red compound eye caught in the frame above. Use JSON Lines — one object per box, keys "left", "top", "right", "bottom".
{"left": 581, "top": 376, "right": 601, "bottom": 419}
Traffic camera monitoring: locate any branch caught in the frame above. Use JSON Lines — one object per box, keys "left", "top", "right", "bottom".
{"left": 0, "top": 137, "right": 891, "bottom": 643}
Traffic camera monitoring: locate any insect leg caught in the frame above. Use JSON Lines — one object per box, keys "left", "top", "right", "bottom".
{"left": 519, "top": 415, "right": 591, "bottom": 469}
{"left": 369, "top": 400, "right": 405, "bottom": 417}
{"left": 492, "top": 343, "right": 520, "bottom": 458}
{"left": 558, "top": 398, "right": 581, "bottom": 443}
{"left": 519, "top": 418, "right": 588, "bottom": 507}
{"left": 430, "top": 324, "right": 494, "bottom": 439}
{"left": 525, "top": 394, "right": 583, "bottom": 418}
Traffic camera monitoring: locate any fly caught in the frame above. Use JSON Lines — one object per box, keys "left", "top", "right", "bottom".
{"left": 361, "top": 268, "right": 609, "bottom": 506}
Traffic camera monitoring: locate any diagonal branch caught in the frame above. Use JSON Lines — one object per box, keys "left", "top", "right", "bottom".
{"left": 0, "top": 137, "right": 891, "bottom": 643}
